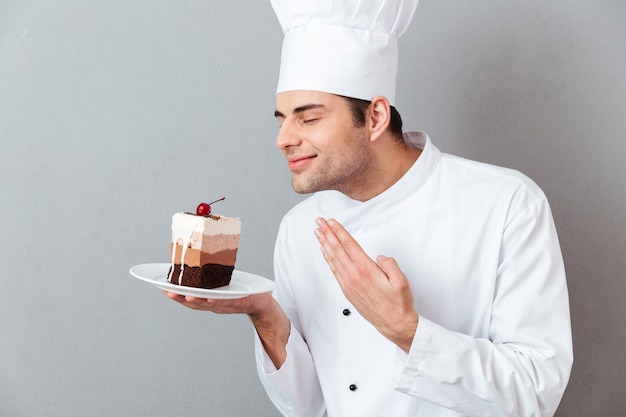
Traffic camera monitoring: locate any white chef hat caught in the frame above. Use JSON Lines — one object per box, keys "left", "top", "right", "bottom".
{"left": 270, "top": 0, "right": 419, "bottom": 105}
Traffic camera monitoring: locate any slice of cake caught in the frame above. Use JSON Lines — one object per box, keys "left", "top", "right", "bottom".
{"left": 168, "top": 199, "right": 241, "bottom": 289}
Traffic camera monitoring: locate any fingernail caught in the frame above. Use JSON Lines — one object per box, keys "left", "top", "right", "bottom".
{"left": 315, "top": 217, "right": 324, "bottom": 226}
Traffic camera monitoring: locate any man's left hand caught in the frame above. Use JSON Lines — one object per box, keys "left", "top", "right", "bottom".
{"left": 314, "top": 217, "right": 419, "bottom": 352}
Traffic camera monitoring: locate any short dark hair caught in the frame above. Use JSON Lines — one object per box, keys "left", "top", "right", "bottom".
{"left": 341, "top": 95, "right": 404, "bottom": 141}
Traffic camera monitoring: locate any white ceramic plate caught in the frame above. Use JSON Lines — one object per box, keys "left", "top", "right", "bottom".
{"left": 129, "top": 263, "right": 274, "bottom": 299}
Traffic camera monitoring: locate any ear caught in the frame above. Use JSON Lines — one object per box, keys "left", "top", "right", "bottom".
{"left": 367, "top": 96, "right": 392, "bottom": 142}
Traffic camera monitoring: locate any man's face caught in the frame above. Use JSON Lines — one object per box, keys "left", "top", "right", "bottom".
{"left": 274, "top": 90, "right": 373, "bottom": 196}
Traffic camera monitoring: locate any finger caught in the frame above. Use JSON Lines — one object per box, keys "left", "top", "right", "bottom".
{"left": 163, "top": 291, "right": 213, "bottom": 310}
{"left": 324, "top": 218, "right": 373, "bottom": 266}
{"left": 316, "top": 219, "right": 387, "bottom": 300}
{"left": 315, "top": 218, "right": 365, "bottom": 265}
{"left": 315, "top": 218, "right": 355, "bottom": 284}
{"left": 317, "top": 235, "right": 347, "bottom": 287}
{"left": 323, "top": 219, "right": 390, "bottom": 287}
{"left": 319, "top": 245, "right": 350, "bottom": 288}
{"left": 185, "top": 295, "right": 206, "bottom": 303}
{"left": 164, "top": 291, "right": 185, "bottom": 302}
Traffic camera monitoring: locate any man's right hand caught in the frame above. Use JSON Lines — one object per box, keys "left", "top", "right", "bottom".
{"left": 164, "top": 291, "right": 290, "bottom": 369}
{"left": 164, "top": 290, "right": 272, "bottom": 315}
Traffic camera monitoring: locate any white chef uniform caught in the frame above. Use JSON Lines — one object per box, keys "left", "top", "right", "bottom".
{"left": 255, "top": 132, "right": 572, "bottom": 416}
{"left": 257, "top": 0, "right": 572, "bottom": 415}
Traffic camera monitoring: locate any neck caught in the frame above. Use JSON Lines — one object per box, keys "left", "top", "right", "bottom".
{"left": 345, "top": 137, "right": 421, "bottom": 202}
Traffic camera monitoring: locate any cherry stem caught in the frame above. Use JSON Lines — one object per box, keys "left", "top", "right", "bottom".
{"left": 207, "top": 197, "right": 226, "bottom": 206}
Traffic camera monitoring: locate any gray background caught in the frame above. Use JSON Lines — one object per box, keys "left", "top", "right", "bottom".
{"left": 1, "top": 0, "right": 624, "bottom": 416}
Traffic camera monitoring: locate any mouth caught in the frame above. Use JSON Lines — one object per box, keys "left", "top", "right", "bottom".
{"left": 287, "top": 155, "right": 316, "bottom": 171}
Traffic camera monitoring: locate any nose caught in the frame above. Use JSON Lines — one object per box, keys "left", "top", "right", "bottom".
{"left": 275, "top": 120, "right": 302, "bottom": 150}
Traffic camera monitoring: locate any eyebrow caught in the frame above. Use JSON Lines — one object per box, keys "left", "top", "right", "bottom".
{"left": 274, "top": 103, "right": 326, "bottom": 118}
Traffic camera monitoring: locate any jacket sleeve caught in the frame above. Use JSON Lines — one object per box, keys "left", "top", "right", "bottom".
{"left": 254, "top": 220, "right": 327, "bottom": 417}
{"left": 393, "top": 193, "right": 573, "bottom": 416}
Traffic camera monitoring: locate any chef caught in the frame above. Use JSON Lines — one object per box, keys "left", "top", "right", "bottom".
{"left": 167, "top": 1, "right": 573, "bottom": 415}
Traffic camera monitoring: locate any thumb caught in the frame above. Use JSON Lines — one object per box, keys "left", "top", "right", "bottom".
{"left": 376, "top": 255, "right": 406, "bottom": 286}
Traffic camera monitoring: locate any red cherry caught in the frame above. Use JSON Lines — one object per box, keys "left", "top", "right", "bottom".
{"left": 196, "top": 202, "right": 211, "bottom": 216}
{"left": 195, "top": 197, "right": 225, "bottom": 216}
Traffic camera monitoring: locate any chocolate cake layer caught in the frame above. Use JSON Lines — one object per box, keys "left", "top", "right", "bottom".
{"left": 169, "top": 264, "right": 234, "bottom": 289}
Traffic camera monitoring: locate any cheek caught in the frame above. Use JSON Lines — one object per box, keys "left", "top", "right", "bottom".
{"left": 323, "top": 138, "right": 368, "bottom": 175}
{"left": 308, "top": 120, "right": 367, "bottom": 160}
